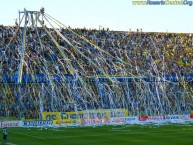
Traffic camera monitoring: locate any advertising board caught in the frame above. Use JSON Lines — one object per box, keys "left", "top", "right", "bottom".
{"left": 0, "top": 121, "right": 22, "bottom": 128}
{"left": 22, "top": 121, "right": 53, "bottom": 127}
{"left": 82, "top": 118, "right": 110, "bottom": 125}
{"left": 110, "top": 117, "right": 125, "bottom": 124}
{"left": 53, "top": 119, "right": 82, "bottom": 125}
{"left": 124, "top": 117, "right": 139, "bottom": 123}
{"left": 139, "top": 116, "right": 148, "bottom": 121}
{"left": 147, "top": 116, "right": 165, "bottom": 122}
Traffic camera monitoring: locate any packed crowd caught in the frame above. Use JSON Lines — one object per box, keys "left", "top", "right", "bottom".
{"left": 0, "top": 26, "right": 193, "bottom": 76}
{"left": 0, "top": 25, "right": 193, "bottom": 119}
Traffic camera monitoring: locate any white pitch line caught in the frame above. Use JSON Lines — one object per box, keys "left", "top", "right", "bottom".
{"left": 10, "top": 131, "right": 46, "bottom": 140}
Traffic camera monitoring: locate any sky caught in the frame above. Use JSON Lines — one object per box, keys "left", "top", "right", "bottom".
{"left": 0, "top": 0, "right": 193, "bottom": 33}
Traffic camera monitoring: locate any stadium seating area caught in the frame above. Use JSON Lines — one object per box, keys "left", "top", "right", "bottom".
{"left": 0, "top": 25, "right": 193, "bottom": 119}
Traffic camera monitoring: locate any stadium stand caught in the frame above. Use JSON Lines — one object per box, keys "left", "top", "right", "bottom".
{"left": 0, "top": 25, "right": 193, "bottom": 119}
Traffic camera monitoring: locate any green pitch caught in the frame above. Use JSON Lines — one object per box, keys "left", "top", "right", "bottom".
{"left": 1, "top": 124, "right": 193, "bottom": 145}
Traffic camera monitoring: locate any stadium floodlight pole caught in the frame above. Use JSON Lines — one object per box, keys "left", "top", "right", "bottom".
{"left": 19, "top": 10, "right": 20, "bottom": 24}
{"left": 18, "top": 8, "right": 28, "bottom": 84}
{"left": 18, "top": 8, "right": 46, "bottom": 120}
{"left": 17, "top": 8, "right": 45, "bottom": 84}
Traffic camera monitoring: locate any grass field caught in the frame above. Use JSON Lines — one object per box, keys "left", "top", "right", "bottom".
{"left": 1, "top": 124, "right": 193, "bottom": 145}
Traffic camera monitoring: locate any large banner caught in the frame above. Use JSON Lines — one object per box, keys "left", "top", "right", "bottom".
{"left": 42, "top": 109, "right": 128, "bottom": 120}
{"left": 82, "top": 109, "right": 128, "bottom": 119}
{"left": 60, "top": 111, "right": 84, "bottom": 120}
{"left": 42, "top": 112, "right": 61, "bottom": 120}
{"left": 0, "top": 74, "right": 75, "bottom": 83}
